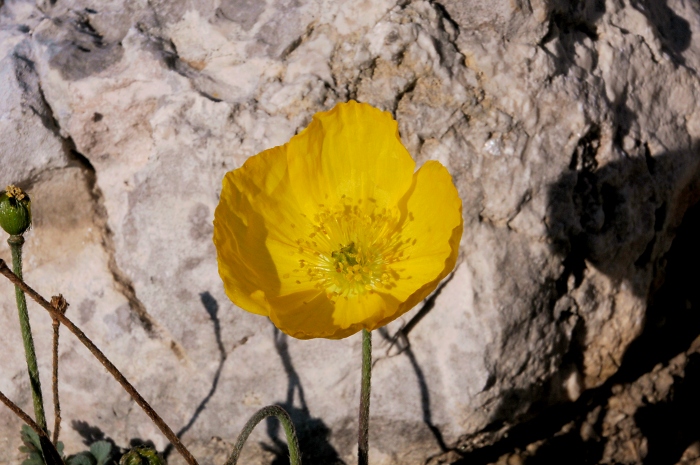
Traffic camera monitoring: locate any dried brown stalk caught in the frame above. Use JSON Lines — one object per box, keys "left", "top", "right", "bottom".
{"left": 50, "top": 295, "right": 68, "bottom": 446}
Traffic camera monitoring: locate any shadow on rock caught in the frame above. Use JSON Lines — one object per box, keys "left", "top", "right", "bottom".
{"left": 545, "top": 126, "right": 673, "bottom": 299}
{"left": 635, "top": 353, "right": 700, "bottom": 465}
{"left": 162, "top": 291, "right": 228, "bottom": 460}
{"left": 539, "top": 0, "right": 606, "bottom": 76}
{"left": 630, "top": 0, "right": 692, "bottom": 66}
{"left": 449, "top": 129, "right": 700, "bottom": 463}
{"left": 71, "top": 420, "right": 143, "bottom": 464}
{"left": 263, "top": 328, "right": 345, "bottom": 465}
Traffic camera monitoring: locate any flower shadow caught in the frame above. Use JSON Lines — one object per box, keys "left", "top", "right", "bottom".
{"left": 162, "top": 291, "right": 228, "bottom": 460}
{"left": 261, "top": 328, "right": 345, "bottom": 465}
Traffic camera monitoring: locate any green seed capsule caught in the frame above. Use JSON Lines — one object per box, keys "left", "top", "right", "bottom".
{"left": 0, "top": 185, "right": 32, "bottom": 236}
{"left": 119, "top": 446, "right": 165, "bottom": 465}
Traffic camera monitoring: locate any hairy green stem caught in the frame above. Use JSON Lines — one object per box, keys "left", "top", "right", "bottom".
{"left": 358, "top": 329, "right": 372, "bottom": 465}
{"left": 225, "top": 405, "right": 300, "bottom": 465}
{"left": 8, "top": 235, "right": 47, "bottom": 433}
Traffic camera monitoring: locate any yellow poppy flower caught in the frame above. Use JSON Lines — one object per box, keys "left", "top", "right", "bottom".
{"left": 213, "top": 101, "right": 462, "bottom": 339}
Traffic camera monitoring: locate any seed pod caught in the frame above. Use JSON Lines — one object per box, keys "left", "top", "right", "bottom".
{"left": 0, "top": 185, "right": 32, "bottom": 236}
{"left": 119, "top": 446, "right": 165, "bottom": 465}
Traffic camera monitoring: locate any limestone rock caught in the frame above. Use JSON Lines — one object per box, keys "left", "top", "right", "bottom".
{"left": 1, "top": 0, "right": 699, "bottom": 463}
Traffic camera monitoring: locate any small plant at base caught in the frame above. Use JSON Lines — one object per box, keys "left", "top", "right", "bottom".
{"left": 19, "top": 425, "right": 64, "bottom": 465}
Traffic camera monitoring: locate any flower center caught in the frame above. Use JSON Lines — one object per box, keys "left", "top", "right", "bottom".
{"left": 324, "top": 241, "right": 389, "bottom": 294}
{"left": 287, "top": 200, "right": 410, "bottom": 299}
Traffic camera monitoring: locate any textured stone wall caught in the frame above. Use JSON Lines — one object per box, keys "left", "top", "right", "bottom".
{"left": 1, "top": 0, "right": 699, "bottom": 463}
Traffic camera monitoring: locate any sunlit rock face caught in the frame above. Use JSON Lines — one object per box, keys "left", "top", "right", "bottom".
{"left": 1, "top": 0, "right": 700, "bottom": 463}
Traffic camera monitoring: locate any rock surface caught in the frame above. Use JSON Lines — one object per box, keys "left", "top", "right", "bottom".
{"left": 1, "top": 0, "right": 700, "bottom": 463}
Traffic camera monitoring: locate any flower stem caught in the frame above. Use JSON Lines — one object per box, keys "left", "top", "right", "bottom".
{"left": 225, "top": 405, "right": 301, "bottom": 465}
{"left": 8, "top": 234, "right": 47, "bottom": 433}
{"left": 358, "top": 329, "right": 372, "bottom": 465}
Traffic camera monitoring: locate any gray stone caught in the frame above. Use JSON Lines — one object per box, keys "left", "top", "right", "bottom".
{"left": 1, "top": 0, "right": 700, "bottom": 463}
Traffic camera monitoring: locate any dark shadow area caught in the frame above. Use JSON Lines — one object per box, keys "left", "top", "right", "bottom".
{"left": 539, "top": 0, "right": 606, "bottom": 76}
{"left": 163, "top": 291, "right": 228, "bottom": 460}
{"left": 263, "top": 328, "right": 345, "bottom": 465}
{"left": 449, "top": 130, "right": 700, "bottom": 463}
{"left": 71, "top": 420, "right": 163, "bottom": 463}
{"left": 449, "top": 389, "right": 608, "bottom": 464}
{"left": 630, "top": 0, "right": 692, "bottom": 67}
{"left": 403, "top": 346, "right": 449, "bottom": 453}
{"left": 546, "top": 130, "right": 677, "bottom": 299}
{"left": 35, "top": 8, "right": 125, "bottom": 81}
{"left": 623, "top": 199, "right": 700, "bottom": 464}
{"left": 613, "top": 199, "right": 700, "bottom": 383}
{"left": 70, "top": 420, "right": 121, "bottom": 464}
{"left": 127, "top": 438, "right": 158, "bottom": 450}
{"left": 635, "top": 353, "right": 700, "bottom": 465}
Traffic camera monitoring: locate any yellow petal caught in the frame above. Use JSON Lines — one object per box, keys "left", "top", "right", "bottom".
{"left": 213, "top": 172, "right": 275, "bottom": 316}
{"left": 214, "top": 145, "right": 311, "bottom": 315}
{"left": 268, "top": 291, "right": 338, "bottom": 339}
{"left": 287, "top": 101, "right": 415, "bottom": 216}
{"left": 269, "top": 290, "right": 402, "bottom": 339}
{"left": 381, "top": 161, "right": 463, "bottom": 315}
{"left": 331, "top": 291, "right": 402, "bottom": 334}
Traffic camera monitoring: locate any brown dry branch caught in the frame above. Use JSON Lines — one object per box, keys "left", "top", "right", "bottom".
{"left": 0, "top": 258, "right": 199, "bottom": 465}
{"left": 0, "top": 389, "right": 45, "bottom": 439}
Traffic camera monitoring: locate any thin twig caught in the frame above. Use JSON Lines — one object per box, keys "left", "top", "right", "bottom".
{"left": 50, "top": 295, "right": 67, "bottom": 446}
{"left": 0, "top": 259, "right": 199, "bottom": 465}
{"left": 0, "top": 389, "right": 44, "bottom": 437}
{"left": 0, "top": 388, "right": 64, "bottom": 465}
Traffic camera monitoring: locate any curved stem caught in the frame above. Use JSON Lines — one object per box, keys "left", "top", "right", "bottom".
{"left": 225, "top": 405, "right": 301, "bottom": 465}
{"left": 0, "top": 259, "right": 198, "bottom": 465}
{"left": 8, "top": 235, "right": 47, "bottom": 433}
{"left": 358, "top": 329, "right": 372, "bottom": 465}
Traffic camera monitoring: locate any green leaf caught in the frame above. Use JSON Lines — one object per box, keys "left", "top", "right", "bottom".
{"left": 90, "top": 441, "right": 112, "bottom": 465}
{"left": 67, "top": 452, "right": 95, "bottom": 465}
{"left": 19, "top": 425, "right": 45, "bottom": 465}
{"left": 20, "top": 425, "right": 42, "bottom": 451}
{"left": 19, "top": 425, "right": 65, "bottom": 465}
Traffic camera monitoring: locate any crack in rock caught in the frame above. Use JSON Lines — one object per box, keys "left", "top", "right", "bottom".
{"left": 17, "top": 46, "right": 189, "bottom": 361}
